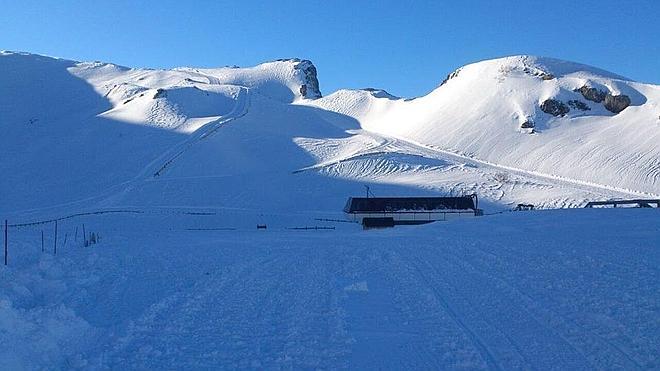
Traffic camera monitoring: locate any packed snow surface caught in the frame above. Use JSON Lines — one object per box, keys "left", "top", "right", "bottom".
{"left": 1, "top": 51, "right": 659, "bottom": 369}
{"left": 2, "top": 209, "right": 658, "bottom": 369}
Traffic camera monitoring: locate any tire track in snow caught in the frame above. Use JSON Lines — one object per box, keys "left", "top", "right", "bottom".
{"left": 404, "top": 254, "right": 504, "bottom": 370}
{"left": 103, "top": 244, "right": 349, "bottom": 369}
{"left": 425, "top": 243, "right": 594, "bottom": 370}
{"left": 149, "top": 86, "right": 251, "bottom": 177}
{"left": 388, "top": 135, "right": 660, "bottom": 200}
{"left": 297, "top": 129, "right": 659, "bottom": 202}
{"left": 3, "top": 87, "right": 252, "bottom": 219}
{"left": 461, "top": 241, "right": 649, "bottom": 369}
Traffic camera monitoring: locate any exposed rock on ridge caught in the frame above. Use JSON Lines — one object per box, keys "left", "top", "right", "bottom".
{"left": 294, "top": 60, "right": 322, "bottom": 99}
{"left": 540, "top": 99, "right": 570, "bottom": 117}
{"left": 575, "top": 85, "right": 631, "bottom": 113}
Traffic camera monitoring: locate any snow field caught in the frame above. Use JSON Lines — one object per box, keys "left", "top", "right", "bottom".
{"left": 1, "top": 209, "right": 658, "bottom": 369}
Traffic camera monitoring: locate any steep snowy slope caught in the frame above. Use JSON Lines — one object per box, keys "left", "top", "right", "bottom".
{"left": 308, "top": 56, "right": 660, "bottom": 197}
{"left": 0, "top": 52, "right": 324, "bottom": 214}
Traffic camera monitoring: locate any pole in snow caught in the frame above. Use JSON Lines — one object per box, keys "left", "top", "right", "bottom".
{"left": 4, "top": 220, "right": 7, "bottom": 266}
{"left": 54, "top": 220, "right": 58, "bottom": 255}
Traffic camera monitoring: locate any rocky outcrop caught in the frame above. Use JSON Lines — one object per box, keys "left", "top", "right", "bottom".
{"left": 604, "top": 94, "right": 631, "bottom": 113}
{"left": 440, "top": 68, "right": 461, "bottom": 86}
{"left": 153, "top": 88, "right": 167, "bottom": 99}
{"left": 575, "top": 86, "right": 607, "bottom": 103}
{"left": 520, "top": 119, "right": 535, "bottom": 133}
{"left": 294, "top": 60, "right": 321, "bottom": 99}
{"left": 362, "top": 88, "right": 400, "bottom": 100}
{"left": 540, "top": 99, "right": 570, "bottom": 117}
{"left": 567, "top": 100, "right": 591, "bottom": 111}
{"left": 522, "top": 66, "right": 554, "bottom": 80}
{"left": 539, "top": 73, "right": 555, "bottom": 81}
{"left": 575, "top": 85, "right": 631, "bottom": 114}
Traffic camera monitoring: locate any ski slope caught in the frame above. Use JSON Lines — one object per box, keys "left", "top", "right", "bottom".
{"left": 307, "top": 56, "right": 660, "bottom": 200}
{"left": 2, "top": 52, "right": 658, "bottom": 218}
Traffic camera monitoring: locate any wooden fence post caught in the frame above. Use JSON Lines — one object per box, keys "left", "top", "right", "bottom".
{"left": 54, "top": 220, "right": 58, "bottom": 255}
{"left": 4, "top": 220, "right": 7, "bottom": 266}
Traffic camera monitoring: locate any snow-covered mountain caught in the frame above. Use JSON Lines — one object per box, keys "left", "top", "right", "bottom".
{"left": 2, "top": 51, "right": 659, "bottom": 370}
{"left": 1, "top": 51, "right": 658, "bottom": 217}
{"left": 308, "top": 56, "right": 660, "bottom": 198}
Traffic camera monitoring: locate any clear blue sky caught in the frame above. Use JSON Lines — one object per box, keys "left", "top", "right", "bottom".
{"left": 1, "top": 0, "right": 658, "bottom": 97}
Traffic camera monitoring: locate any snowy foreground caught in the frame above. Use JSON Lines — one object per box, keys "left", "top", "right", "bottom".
{"left": 2, "top": 208, "right": 658, "bottom": 369}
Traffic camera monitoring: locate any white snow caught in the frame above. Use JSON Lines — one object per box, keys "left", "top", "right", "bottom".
{"left": 307, "top": 56, "right": 660, "bottom": 201}
{"left": 1, "top": 51, "right": 658, "bottom": 369}
{"left": 1, "top": 209, "right": 658, "bottom": 369}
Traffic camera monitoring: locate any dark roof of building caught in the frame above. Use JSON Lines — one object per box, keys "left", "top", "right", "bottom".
{"left": 344, "top": 196, "right": 476, "bottom": 213}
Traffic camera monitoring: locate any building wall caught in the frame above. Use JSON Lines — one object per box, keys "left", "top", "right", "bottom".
{"left": 346, "top": 210, "right": 475, "bottom": 223}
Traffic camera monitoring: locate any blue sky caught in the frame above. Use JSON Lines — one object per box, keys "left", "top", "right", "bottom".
{"left": 1, "top": 0, "right": 658, "bottom": 97}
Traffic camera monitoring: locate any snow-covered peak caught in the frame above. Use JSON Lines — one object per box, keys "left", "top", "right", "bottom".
{"left": 307, "top": 55, "right": 660, "bottom": 197}
{"left": 1, "top": 51, "right": 659, "bottom": 214}
{"left": 173, "top": 58, "right": 321, "bottom": 102}
{"left": 446, "top": 55, "right": 630, "bottom": 85}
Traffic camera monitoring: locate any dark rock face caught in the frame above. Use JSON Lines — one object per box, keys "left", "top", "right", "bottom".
{"left": 522, "top": 66, "right": 554, "bottom": 80}
{"left": 567, "top": 100, "right": 591, "bottom": 111}
{"left": 520, "top": 120, "right": 535, "bottom": 129}
{"left": 294, "top": 60, "right": 321, "bottom": 99}
{"left": 604, "top": 94, "right": 631, "bottom": 113}
{"left": 574, "top": 85, "right": 631, "bottom": 114}
{"left": 153, "top": 88, "right": 167, "bottom": 99}
{"left": 440, "top": 68, "right": 461, "bottom": 86}
{"left": 540, "top": 99, "right": 570, "bottom": 117}
{"left": 361, "top": 88, "right": 400, "bottom": 100}
{"left": 575, "top": 86, "right": 607, "bottom": 103}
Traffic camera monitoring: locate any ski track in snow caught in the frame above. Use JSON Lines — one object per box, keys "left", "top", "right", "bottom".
{"left": 295, "top": 129, "right": 659, "bottom": 205}
{"left": 3, "top": 209, "right": 659, "bottom": 370}
{"left": 2, "top": 87, "right": 251, "bottom": 220}
{"left": 149, "top": 86, "right": 251, "bottom": 177}
{"left": 2, "top": 52, "right": 660, "bottom": 370}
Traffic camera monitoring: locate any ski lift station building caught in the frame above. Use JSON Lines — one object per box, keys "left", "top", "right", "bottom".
{"left": 344, "top": 194, "right": 482, "bottom": 227}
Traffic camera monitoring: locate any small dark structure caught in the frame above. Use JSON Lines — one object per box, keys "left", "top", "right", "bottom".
{"left": 585, "top": 199, "right": 660, "bottom": 208}
{"left": 514, "top": 204, "right": 535, "bottom": 211}
{"left": 344, "top": 194, "right": 481, "bottom": 228}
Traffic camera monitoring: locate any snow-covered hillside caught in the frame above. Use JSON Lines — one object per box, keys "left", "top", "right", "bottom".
{"left": 1, "top": 51, "right": 658, "bottom": 370}
{"left": 308, "top": 56, "right": 660, "bottom": 199}
{"left": 1, "top": 52, "right": 658, "bottom": 217}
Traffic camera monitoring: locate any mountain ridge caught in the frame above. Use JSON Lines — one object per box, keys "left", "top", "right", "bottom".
{"left": 1, "top": 51, "right": 658, "bottom": 216}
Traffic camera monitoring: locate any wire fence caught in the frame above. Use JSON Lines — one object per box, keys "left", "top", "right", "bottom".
{"left": 2, "top": 209, "right": 146, "bottom": 266}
